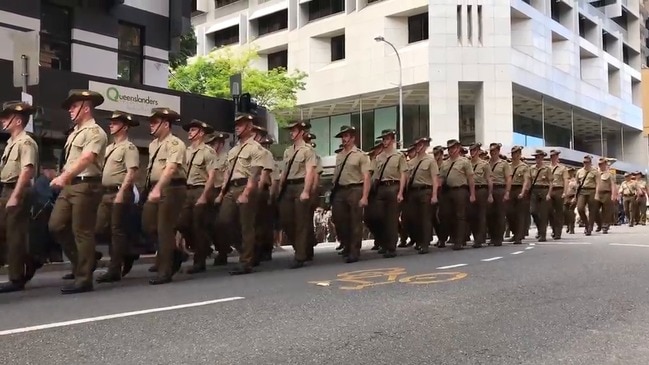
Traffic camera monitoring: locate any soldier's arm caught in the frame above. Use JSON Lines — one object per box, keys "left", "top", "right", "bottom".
{"left": 120, "top": 145, "right": 139, "bottom": 195}
{"left": 61, "top": 130, "right": 106, "bottom": 179}
{"left": 594, "top": 171, "right": 601, "bottom": 197}
{"left": 360, "top": 154, "right": 371, "bottom": 200}
{"left": 10, "top": 141, "right": 37, "bottom": 201}
{"left": 303, "top": 149, "right": 317, "bottom": 197}
{"left": 611, "top": 178, "right": 618, "bottom": 200}
{"left": 398, "top": 155, "right": 408, "bottom": 197}
{"left": 465, "top": 161, "right": 475, "bottom": 197}
{"left": 562, "top": 169, "right": 569, "bottom": 196}
{"left": 522, "top": 167, "right": 531, "bottom": 194}
{"left": 244, "top": 146, "right": 265, "bottom": 197}
{"left": 484, "top": 163, "right": 493, "bottom": 197}
{"left": 547, "top": 168, "right": 553, "bottom": 191}
{"left": 430, "top": 159, "right": 440, "bottom": 201}
{"left": 504, "top": 164, "right": 513, "bottom": 196}
{"left": 201, "top": 152, "right": 217, "bottom": 201}
{"left": 154, "top": 143, "right": 185, "bottom": 191}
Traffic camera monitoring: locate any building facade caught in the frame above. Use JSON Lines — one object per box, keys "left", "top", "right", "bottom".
{"left": 193, "top": 0, "right": 647, "bottom": 167}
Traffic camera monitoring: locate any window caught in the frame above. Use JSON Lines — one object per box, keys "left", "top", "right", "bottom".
{"left": 331, "top": 35, "right": 345, "bottom": 61}
{"left": 551, "top": 1, "right": 560, "bottom": 22}
{"left": 308, "top": 0, "right": 344, "bottom": 22}
{"left": 40, "top": 2, "right": 72, "bottom": 71}
{"left": 268, "top": 50, "right": 288, "bottom": 70}
{"left": 215, "top": 0, "right": 238, "bottom": 8}
{"left": 213, "top": 25, "right": 239, "bottom": 47}
{"left": 117, "top": 22, "right": 144, "bottom": 84}
{"left": 258, "top": 10, "right": 288, "bottom": 37}
{"left": 408, "top": 13, "right": 429, "bottom": 43}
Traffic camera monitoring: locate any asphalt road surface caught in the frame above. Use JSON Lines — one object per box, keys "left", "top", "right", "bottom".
{"left": 2, "top": 225, "right": 649, "bottom": 365}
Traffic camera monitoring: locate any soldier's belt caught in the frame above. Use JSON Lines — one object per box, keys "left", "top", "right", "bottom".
{"left": 475, "top": 185, "right": 488, "bottom": 189}
{"left": 187, "top": 184, "right": 205, "bottom": 190}
{"left": 72, "top": 176, "right": 101, "bottom": 184}
{"left": 447, "top": 185, "right": 468, "bottom": 190}
{"left": 230, "top": 178, "right": 248, "bottom": 187}
{"left": 493, "top": 184, "right": 506, "bottom": 189}
{"left": 338, "top": 183, "right": 362, "bottom": 189}
{"left": 581, "top": 187, "right": 595, "bottom": 190}
{"left": 379, "top": 180, "right": 399, "bottom": 186}
{"left": 599, "top": 190, "right": 611, "bottom": 193}
{"left": 409, "top": 185, "right": 431, "bottom": 191}
{"left": 552, "top": 186, "right": 564, "bottom": 190}
{"left": 103, "top": 185, "right": 121, "bottom": 193}
{"left": 150, "top": 178, "right": 186, "bottom": 187}
{"left": 286, "top": 178, "right": 305, "bottom": 185}
{"left": 2, "top": 182, "right": 16, "bottom": 189}
{"left": 624, "top": 194, "right": 635, "bottom": 197}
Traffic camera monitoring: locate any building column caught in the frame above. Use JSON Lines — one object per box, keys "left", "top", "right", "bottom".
{"left": 478, "top": 81, "right": 514, "bottom": 145}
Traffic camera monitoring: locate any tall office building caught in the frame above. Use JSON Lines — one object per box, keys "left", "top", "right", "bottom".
{"left": 193, "top": 0, "right": 647, "bottom": 167}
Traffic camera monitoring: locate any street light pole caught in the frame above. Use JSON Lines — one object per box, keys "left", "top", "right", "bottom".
{"left": 375, "top": 36, "right": 404, "bottom": 148}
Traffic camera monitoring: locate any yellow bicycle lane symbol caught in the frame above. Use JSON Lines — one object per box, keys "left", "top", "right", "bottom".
{"left": 309, "top": 267, "right": 468, "bottom": 291}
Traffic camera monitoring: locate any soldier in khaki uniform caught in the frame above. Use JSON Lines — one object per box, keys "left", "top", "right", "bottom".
{"left": 95, "top": 111, "right": 139, "bottom": 283}
{"left": 303, "top": 132, "right": 321, "bottom": 260}
{"left": 565, "top": 169, "right": 577, "bottom": 234}
{"left": 368, "top": 129, "right": 408, "bottom": 258}
{"left": 618, "top": 172, "right": 637, "bottom": 226}
{"left": 548, "top": 149, "right": 569, "bottom": 239}
{"left": 216, "top": 113, "right": 266, "bottom": 275}
{"left": 398, "top": 144, "right": 417, "bottom": 249}
{"left": 439, "top": 139, "right": 476, "bottom": 250}
{"left": 595, "top": 157, "right": 616, "bottom": 234}
{"left": 635, "top": 172, "right": 647, "bottom": 225}
{"left": 365, "top": 139, "right": 384, "bottom": 251}
{"left": 176, "top": 120, "right": 216, "bottom": 274}
{"left": 528, "top": 150, "right": 553, "bottom": 241}
{"left": 468, "top": 143, "right": 492, "bottom": 248}
{"left": 142, "top": 108, "right": 187, "bottom": 285}
{"left": 205, "top": 131, "right": 232, "bottom": 265}
{"left": 574, "top": 155, "right": 600, "bottom": 235}
{"left": 506, "top": 146, "right": 530, "bottom": 245}
{"left": 277, "top": 121, "right": 316, "bottom": 268}
{"left": 0, "top": 102, "right": 39, "bottom": 293}
{"left": 250, "top": 124, "right": 276, "bottom": 263}
{"left": 487, "top": 143, "right": 511, "bottom": 246}
{"left": 404, "top": 137, "right": 438, "bottom": 254}
{"left": 331, "top": 125, "right": 370, "bottom": 263}
{"left": 49, "top": 90, "right": 107, "bottom": 294}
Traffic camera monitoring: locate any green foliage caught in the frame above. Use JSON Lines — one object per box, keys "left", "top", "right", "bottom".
{"left": 169, "top": 46, "right": 307, "bottom": 125}
{"left": 169, "top": 29, "right": 198, "bottom": 69}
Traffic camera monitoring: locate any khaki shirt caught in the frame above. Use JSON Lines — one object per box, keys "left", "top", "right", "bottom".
{"left": 619, "top": 180, "right": 636, "bottom": 196}
{"left": 0, "top": 131, "right": 37, "bottom": 183}
{"left": 441, "top": 156, "right": 473, "bottom": 187}
{"left": 373, "top": 150, "right": 408, "bottom": 181}
{"left": 576, "top": 167, "right": 599, "bottom": 189}
{"left": 227, "top": 139, "right": 265, "bottom": 180}
{"left": 550, "top": 163, "right": 569, "bottom": 187}
{"left": 510, "top": 161, "right": 529, "bottom": 186}
{"left": 471, "top": 159, "right": 490, "bottom": 186}
{"left": 102, "top": 139, "right": 139, "bottom": 186}
{"left": 567, "top": 179, "right": 578, "bottom": 196}
{"left": 186, "top": 143, "right": 216, "bottom": 186}
{"left": 598, "top": 170, "right": 614, "bottom": 192}
{"left": 315, "top": 155, "right": 323, "bottom": 175}
{"left": 529, "top": 164, "right": 552, "bottom": 187}
{"left": 409, "top": 154, "right": 438, "bottom": 186}
{"left": 213, "top": 150, "right": 228, "bottom": 188}
{"left": 272, "top": 161, "right": 281, "bottom": 181}
{"left": 489, "top": 159, "right": 512, "bottom": 185}
{"left": 147, "top": 133, "right": 187, "bottom": 182}
{"left": 334, "top": 147, "right": 370, "bottom": 185}
{"left": 282, "top": 140, "right": 316, "bottom": 180}
{"left": 636, "top": 180, "right": 646, "bottom": 194}
{"left": 63, "top": 119, "right": 108, "bottom": 176}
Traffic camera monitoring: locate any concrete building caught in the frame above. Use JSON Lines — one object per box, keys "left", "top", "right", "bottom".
{"left": 193, "top": 0, "right": 647, "bottom": 167}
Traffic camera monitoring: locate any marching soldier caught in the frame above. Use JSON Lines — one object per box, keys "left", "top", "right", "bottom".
{"left": 142, "top": 107, "right": 187, "bottom": 285}
{"left": 95, "top": 111, "right": 139, "bottom": 283}
{"left": 635, "top": 172, "right": 647, "bottom": 225}
{"left": 548, "top": 150, "right": 569, "bottom": 239}
{"left": 368, "top": 130, "right": 408, "bottom": 258}
{"left": 277, "top": 121, "right": 316, "bottom": 268}
{"left": 398, "top": 144, "right": 417, "bottom": 249}
{"left": 439, "top": 139, "right": 475, "bottom": 250}
{"left": 565, "top": 168, "right": 577, "bottom": 234}
{"left": 574, "top": 155, "right": 600, "bottom": 236}
{"left": 404, "top": 137, "right": 438, "bottom": 254}
{"left": 303, "top": 132, "right": 321, "bottom": 260}
{"left": 506, "top": 146, "right": 530, "bottom": 245}
{"left": 49, "top": 90, "right": 107, "bottom": 294}
{"left": 487, "top": 143, "right": 511, "bottom": 246}
{"left": 529, "top": 150, "right": 553, "bottom": 242}
{"left": 595, "top": 157, "right": 616, "bottom": 234}
{"left": 177, "top": 120, "right": 216, "bottom": 274}
{"left": 431, "top": 145, "right": 447, "bottom": 246}
{"left": 216, "top": 113, "right": 266, "bottom": 275}
{"left": 255, "top": 130, "right": 277, "bottom": 262}
{"left": 468, "top": 143, "right": 492, "bottom": 248}
{"left": 618, "top": 172, "right": 637, "bottom": 226}
{"left": 204, "top": 131, "right": 232, "bottom": 265}
{"left": 365, "top": 139, "right": 384, "bottom": 251}
{"left": 0, "top": 101, "right": 39, "bottom": 293}
{"left": 330, "top": 125, "right": 370, "bottom": 263}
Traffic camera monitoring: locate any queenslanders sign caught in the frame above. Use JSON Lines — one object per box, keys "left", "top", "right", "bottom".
{"left": 88, "top": 81, "right": 181, "bottom": 116}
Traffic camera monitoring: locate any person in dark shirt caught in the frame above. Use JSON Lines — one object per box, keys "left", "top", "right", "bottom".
{"left": 31, "top": 161, "right": 62, "bottom": 263}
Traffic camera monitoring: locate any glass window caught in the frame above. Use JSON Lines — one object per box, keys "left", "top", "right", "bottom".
{"left": 268, "top": 50, "right": 288, "bottom": 70}
{"left": 374, "top": 107, "right": 397, "bottom": 142}
{"left": 215, "top": 0, "right": 239, "bottom": 8}
{"left": 350, "top": 113, "right": 361, "bottom": 147}
{"left": 458, "top": 104, "right": 476, "bottom": 145}
{"left": 213, "top": 25, "right": 239, "bottom": 47}
{"left": 118, "top": 22, "right": 144, "bottom": 84}
{"left": 308, "top": 0, "right": 345, "bottom": 22}
{"left": 310, "top": 117, "right": 331, "bottom": 156}
{"left": 258, "top": 10, "right": 288, "bottom": 36}
{"left": 331, "top": 35, "right": 345, "bottom": 61}
{"left": 408, "top": 13, "right": 429, "bottom": 43}
{"left": 361, "top": 111, "right": 375, "bottom": 151}
{"left": 40, "top": 2, "right": 72, "bottom": 71}
{"left": 513, "top": 113, "right": 543, "bottom": 147}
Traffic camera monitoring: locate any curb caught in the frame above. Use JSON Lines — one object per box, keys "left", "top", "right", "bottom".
{"left": 0, "top": 255, "right": 158, "bottom": 275}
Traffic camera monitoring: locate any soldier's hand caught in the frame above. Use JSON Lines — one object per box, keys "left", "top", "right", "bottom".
{"left": 571, "top": 197, "right": 576, "bottom": 204}
{"left": 431, "top": 195, "right": 438, "bottom": 205}
{"left": 359, "top": 197, "right": 368, "bottom": 208}
{"left": 545, "top": 194, "right": 551, "bottom": 201}
{"left": 397, "top": 193, "right": 404, "bottom": 203}
{"left": 196, "top": 195, "right": 207, "bottom": 205}
{"left": 6, "top": 196, "right": 18, "bottom": 208}
{"left": 50, "top": 175, "right": 67, "bottom": 188}
{"left": 487, "top": 194, "right": 493, "bottom": 203}
{"left": 561, "top": 193, "right": 566, "bottom": 199}
{"left": 299, "top": 191, "right": 310, "bottom": 202}
{"left": 148, "top": 188, "right": 161, "bottom": 202}
{"left": 114, "top": 192, "right": 124, "bottom": 204}
{"left": 504, "top": 192, "right": 510, "bottom": 201}
{"left": 215, "top": 194, "right": 223, "bottom": 205}
{"left": 469, "top": 194, "right": 476, "bottom": 203}
{"left": 518, "top": 193, "right": 524, "bottom": 199}
{"left": 237, "top": 193, "right": 249, "bottom": 204}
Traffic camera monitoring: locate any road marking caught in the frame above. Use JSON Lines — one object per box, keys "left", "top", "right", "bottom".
{"left": 481, "top": 257, "right": 502, "bottom": 262}
{"left": 511, "top": 251, "right": 524, "bottom": 255}
{"left": 0, "top": 296, "right": 245, "bottom": 337}
{"left": 528, "top": 243, "right": 536, "bottom": 246}
{"left": 535, "top": 242, "right": 592, "bottom": 245}
{"left": 309, "top": 267, "right": 468, "bottom": 290}
{"left": 436, "top": 264, "right": 467, "bottom": 270}
{"left": 525, "top": 247, "right": 534, "bottom": 250}
{"left": 609, "top": 243, "right": 649, "bottom": 248}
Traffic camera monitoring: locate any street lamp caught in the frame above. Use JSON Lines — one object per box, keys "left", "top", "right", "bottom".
{"left": 375, "top": 36, "right": 404, "bottom": 148}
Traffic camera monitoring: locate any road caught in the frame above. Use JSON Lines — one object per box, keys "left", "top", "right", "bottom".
{"left": 2, "top": 226, "right": 649, "bottom": 365}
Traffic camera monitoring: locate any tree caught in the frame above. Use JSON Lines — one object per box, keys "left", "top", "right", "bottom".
{"left": 169, "top": 46, "right": 307, "bottom": 124}
{"left": 169, "top": 29, "right": 198, "bottom": 69}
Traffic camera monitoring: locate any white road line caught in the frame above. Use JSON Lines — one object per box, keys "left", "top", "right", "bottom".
{"left": 511, "top": 251, "right": 524, "bottom": 255}
{"left": 609, "top": 243, "right": 649, "bottom": 248}
{"left": 528, "top": 243, "right": 536, "bottom": 246}
{"left": 535, "top": 242, "right": 592, "bottom": 245}
{"left": 481, "top": 257, "right": 503, "bottom": 262}
{"left": 436, "top": 264, "right": 467, "bottom": 270}
{"left": 525, "top": 247, "right": 534, "bottom": 250}
{"left": 0, "top": 296, "right": 245, "bottom": 337}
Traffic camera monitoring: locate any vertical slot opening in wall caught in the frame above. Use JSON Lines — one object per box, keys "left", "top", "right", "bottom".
{"left": 467, "top": 5, "right": 473, "bottom": 44}
{"left": 477, "top": 5, "right": 482, "bottom": 45}
{"left": 457, "top": 5, "right": 462, "bottom": 44}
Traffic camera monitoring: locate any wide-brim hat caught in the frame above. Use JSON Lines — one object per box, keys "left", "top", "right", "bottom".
{"left": 597, "top": 157, "right": 608, "bottom": 165}
{"left": 446, "top": 139, "right": 461, "bottom": 148}
{"left": 304, "top": 132, "right": 317, "bottom": 141}
{"left": 260, "top": 135, "right": 274, "bottom": 145}
{"left": 406, "top": 144, "right": 417, "bottom": 152}
{"left": 414, "top": 137, "right": 431, "bottom": 145}
{"left": 149, "top": 107, "right": 181, "bottom": 123}
{"left": 183, "top": 119, "right": 214, "bottom": 134}
{"left": 549, "top": 149, "right": 560, "bottom": 156}
{"left": 0, "top": 101, "right": 35, "bottom": 117}
{"left": 335, "top": 125, "right": 357, "bottom": 138}
{"left": 62, "top": 89, "right": 104, "bottom": 109}
{"left": 624, "top": 172, "right": 632, "bottom": 177}
{"left": 489, "top": 143, "right": 502, "bottom": 151}
{"left": 205, "top": 131, "right": 230, "bottom": 144}
{"left": 107, "top": 110, "right": 139, "bottom": 127}
{"left": 432, "top": 145, "right": 446, "bottom": 154}
{"left": 511, "top": 145, "right": 523, "bottom": 154}
{"left": 334, "top": 144, "right": 344, "bottom": 153}
{"left": 252, "top": 124, "right": 268, "bottom": 137}
{"left": 379, "top": 129, "right": 397, "bottom": 139}
{"left": 469, "top": 142, "right": 482, "bottom": 151}
{"left": 309, "top": 142, "right": 316, "bottom": 148}
{"left": 583, "top": 155, "right": 593, "bottom": 162}
{"left": 532, "top": 149, "right": 547, "bottom": 157}
{"left": 284, "top": 120, "right": 311, "bottom": 130}
{"left": 234, "top": 113, "right": 255, "bottom": 123}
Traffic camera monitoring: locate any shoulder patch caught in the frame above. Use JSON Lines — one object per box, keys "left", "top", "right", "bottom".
{"left": 171, "top": 140, "right": 179, "bottom": 146}
{"left": 91, "top": 128, "right": 99, "bottom": 135}
{"left": 128, "top": 144, "right": 135, "bottom": 150}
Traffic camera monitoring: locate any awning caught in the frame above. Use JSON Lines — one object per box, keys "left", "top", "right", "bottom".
{"left": 249, "top": 2, "right": 289, "bottom": 20}
{"left": 205, "top": 17, "right": 240, "bottom": 34}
